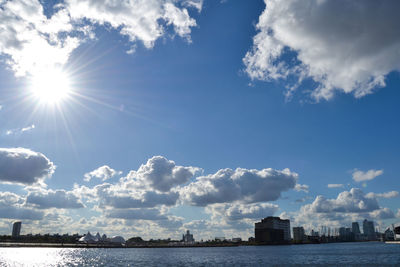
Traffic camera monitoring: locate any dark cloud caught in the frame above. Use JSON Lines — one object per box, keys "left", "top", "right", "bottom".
{"left": 26, "top": 189, "right": 84, "bottom": 209}
{"left": 0, "top": 148, "right": 55, "bottom": 185}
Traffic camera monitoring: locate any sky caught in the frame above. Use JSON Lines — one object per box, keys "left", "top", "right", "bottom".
{"left": 0, "top": 0, "right": 399, "bottom": 240}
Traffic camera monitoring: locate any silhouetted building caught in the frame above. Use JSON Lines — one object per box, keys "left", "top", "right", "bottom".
{"left": 352, "top": 222, "right": 360, "bottom": 234}
{"left": 293, "top": 227, "right": 305, "bottom": 243}
{"left": 363, "top": 219, "right": 376, "bottom": 240}
{"left": 255, "top": 217, "right": 290, "bottom": 244}
{"left": 182, "top": 230, "right": 194, "bottom": 243}
{"left": 12, "top": 221, "right": 21, "bottom": 237}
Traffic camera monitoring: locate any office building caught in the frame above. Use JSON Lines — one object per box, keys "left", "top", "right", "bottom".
{"left": 12, "top": 221, "right": 21, "bottom": 237}
{"left": 352, "top": 222, "right": 360, "bottom": 234}
{"left": 255, "top": 217, "right": 290, "bottom": 243}
{"left": 363, "top": 219, "right": 376, "bottom": 240}
{"left": 293, "top": 227, "right": 305, "bottom": 243}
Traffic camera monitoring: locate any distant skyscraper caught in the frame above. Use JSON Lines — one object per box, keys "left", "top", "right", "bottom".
{"left": 363, "top": 219, "right": 376, "bottom": 240}
{"left": 12, "top": 221, "right": 21, "bottom": 237}
{"left": 293, "top": 227, "right": 305, "bottom": 243}
{"left": 352, "top": 222, "right": 361, "bottom": 234}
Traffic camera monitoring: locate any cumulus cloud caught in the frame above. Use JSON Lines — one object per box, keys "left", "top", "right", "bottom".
{"left": 352, "top": 169, "right": 383, "bottom": 182}
{"left": 0, "top": 148, "right": 55, "bottom": 185}
{"left": 0, "top": 192, "right": 43, "bottom": 220}
{"left": 303, "top": 188, "right": 379, "bottom": 213}
{"left": 26, "top": 189, "right": 84, "bottom": 209}
{"left": 328, "top": 184, "right": 344, "bottom": 188}
{"left": 84, "top": 165, "right": 122, "bottom": 182}
{"left": 244, "top": 0, "right": 400, "bottom": 100}
{"left": 180, "top": 167, "right": 298, "bottom": 206}
{"left": 93, "top": 183, "right": 179, "bottom": 209}
{"left": 366, "top": 191, "right": 399, "bottom": 199}
{"left": 105, "top": 208, "right": 167, "bottom": 220}
{"left": 126, "top": 156, "right": 201, "bottom": 192}
{"left": 206, "top": 203, "right": 278, "bottom": 221}
{"left": 0, "top": 0, "right": 200, "bottom": 77}
{"left": 369, "top": 207, "right": 395, "bottom": 220}
{"left": 290, "top": 188, "right": 395, "bottom": 230}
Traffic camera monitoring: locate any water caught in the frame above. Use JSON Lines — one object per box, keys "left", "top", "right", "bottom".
{"left": 0, "top": 242, "right": 399, "bottom": 266}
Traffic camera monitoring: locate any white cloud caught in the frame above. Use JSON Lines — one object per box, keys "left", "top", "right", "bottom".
{"left": 290, "top": 188, "right": 395, "bottom": 230}
{"left": 26, "top": 189, "right": 84, "bottom": 209}
{"left": 0, "top": 147, "right": 55, "bottom": 185}
{"left": 105, "top": 208, "right": 167, "bottom": 220}
{"left": 84, "top": 165, "right": 121, "bottom": 182}
{"left": 126, "top": 156, "right": 201, "bottom": 192}
{"left": 5, "top": 124, "right": 35, "bottom": 136}
{"left": 328, "top": 184, "right": 344, "bottom": 188}
{"left": 244, "top": 0, "right": 400, "bottom": 100}
{"left": 352, "top": 169, "right": 383, "bottom": 182}
{"left": 0, "top": 0, "right": 200, "bottom": 77}
{"left": 294, "top": 183, "right": 309, "bottom": 193}
{"left": 206, "top": 203, "right": 278, "bottom": 221}
{"left": 366, "top": 191, "right": 399, "bottom": 199}
{"left": 65, "top": 0, "right": 198, "bottom": 48}
{"left": 180, "top": 167, "right": 298, "bottom": 206}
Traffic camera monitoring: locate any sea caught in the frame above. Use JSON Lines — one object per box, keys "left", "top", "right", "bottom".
{"left": 0, "top": 242, "right": 399, "bottom": 266}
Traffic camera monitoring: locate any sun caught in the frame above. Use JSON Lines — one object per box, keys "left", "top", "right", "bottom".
{"left": 30, "top": 68, "right": 72, "bottom": 104}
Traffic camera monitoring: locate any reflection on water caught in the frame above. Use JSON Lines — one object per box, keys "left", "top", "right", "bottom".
{"left": 0, "top": 248, "right": 84, "bottom": 266}
{"left": 0, "top": 242, "right": 399, "bottom": 266}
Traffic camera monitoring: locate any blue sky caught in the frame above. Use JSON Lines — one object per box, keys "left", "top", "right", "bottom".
{"left": 0, "top": 0, "right": 399, "bottom": 240}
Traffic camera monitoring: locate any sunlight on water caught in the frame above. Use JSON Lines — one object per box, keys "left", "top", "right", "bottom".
{"left": 0, "top": 248, "right": 83, "bottom": 266}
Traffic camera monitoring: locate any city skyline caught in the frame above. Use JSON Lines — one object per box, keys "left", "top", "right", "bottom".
{"left": 0, "top": 0, "right": 399, "bottom": 241}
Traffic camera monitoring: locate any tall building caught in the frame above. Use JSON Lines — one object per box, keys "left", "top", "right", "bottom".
{"left": 182, "top": 230, "right": 194, "bottom": 243}
{"left": 12, "top": 221, "right": 21, "bottom": 237}
{"left": 293, "top": 227, "right": 305, "bottom": 243}
{"left": 255, "top": 217, "right": 290, "bottom": 243}
{"left": 352, "top": 222, "right": 361, "bottom": 234}
{"left": 363, "top": 219, "right": 376, "bottom": 240}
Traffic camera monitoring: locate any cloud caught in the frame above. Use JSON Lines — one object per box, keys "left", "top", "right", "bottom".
{"left": 26, "top": 189, "right": 84, "bottom": 209}
{"left": 0, "top": 192, "right": 43, "bottom": 220}
{"left": 369, "top": 207, "right": 395, "bottom": 220}
{"left": 0, "top": 0, "right": 82, "bottom": 76}
{"left": 180, "top": 167, "right": 298, "bottom": 206}
{"left": 94, "top": 183, "right": 179, "bottom": 209}
{"left": 294, "top": 183, "right": 309, "bottom": 193}
{"left": 105, "top": 208, "right": 167, "bottom": 220}
{"left": 84, "top": 165, "right": 122, "bottom": 182}
{"left": 328, "top": 184, "right": 344, "bottom": 188}
{"left": 206, "top": 203, "right": 278, "bottom": 221}
{"left": 5, "top": 124, "right": 35, "bottom": 136}
{"left": 0, "top": 148, "right": 55, "bottom": 185}
{"left": 244, "top": 0, "right": 400, "bottom": 100}
{"left": 126, "top": 156, "right": 201, "bottom": 192}
{"left": 352, "top": 169, "right": 383, "bottom": 182}
{"left": 0, "top": 0, "right": 200, "bottom": 77}
{"left": 366, "top": 191, "right": 399, "bottom": 199}
{"left": 303, "top": 188, "right": 379, "bottom": 213}
{"left": 290, "top": 188, "right": 396, "bottom": 230}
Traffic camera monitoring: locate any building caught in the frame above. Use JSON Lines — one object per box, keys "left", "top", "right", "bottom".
{"left": 12, "top": 221, "right": 21, "bottom": 237}
{"left": 293, "top": 227, "right": 305, "bottom": 243}
{"left": 182, "top": 230, "right": 194, "bottom": 243}
{"left": 363, "top": 219, "right": 376, "bottom": 240}
{"left": 352, "top": 222, "right": 360, "bottom": 234}
{"left": 255, "top": 217, "right": 290, "bottom": 244}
